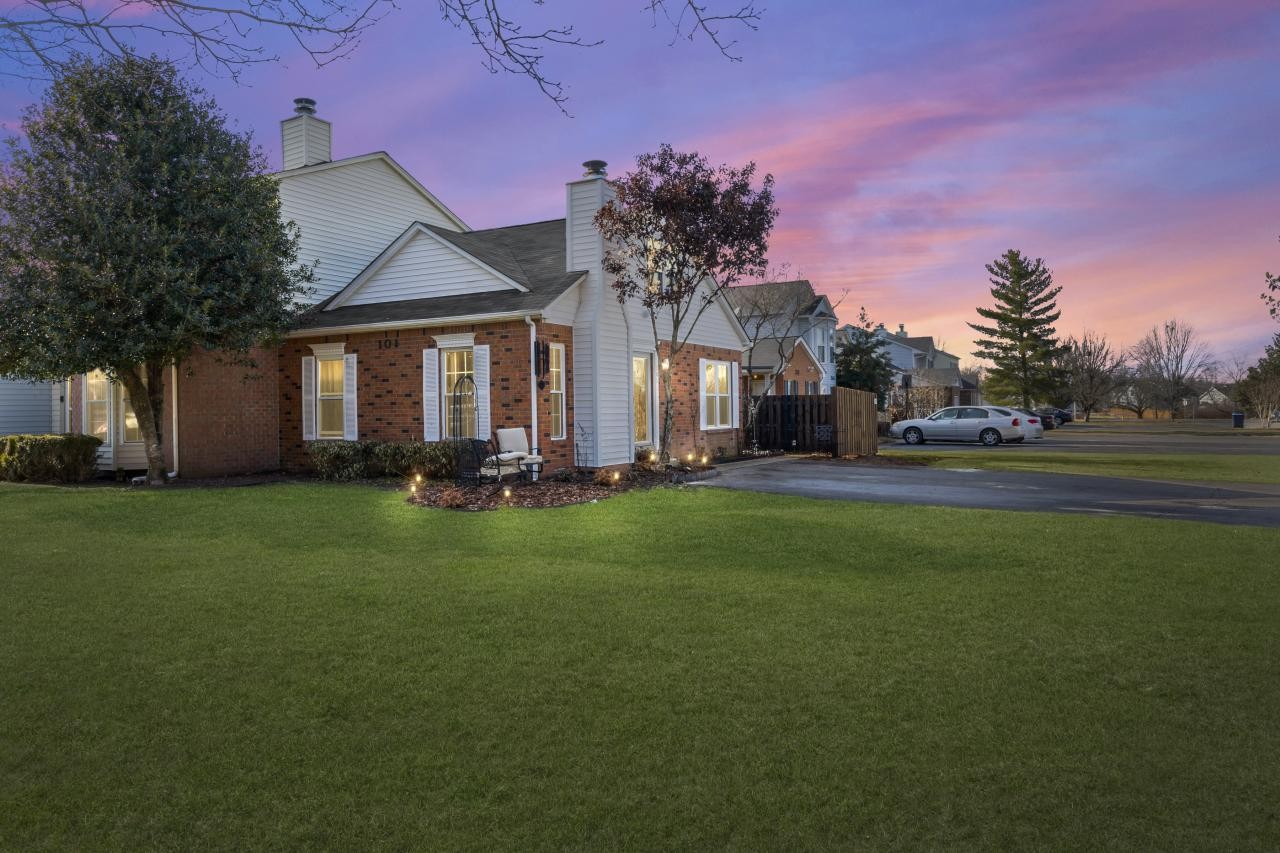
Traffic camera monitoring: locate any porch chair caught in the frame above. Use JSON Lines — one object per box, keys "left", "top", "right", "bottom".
{"left": 491, "top": 427, "right": 543, "bottom": 480}
{"left": 453, "top": 438, "right": 504, "bottom": 487}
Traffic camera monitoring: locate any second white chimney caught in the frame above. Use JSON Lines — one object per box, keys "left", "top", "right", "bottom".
{"left": 280, "top": 97, "right": 331, "bottom": 170}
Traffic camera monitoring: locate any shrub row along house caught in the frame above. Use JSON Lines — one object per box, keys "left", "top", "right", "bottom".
{"left": 63, "top": 100, "right": 750, "bottom": 477}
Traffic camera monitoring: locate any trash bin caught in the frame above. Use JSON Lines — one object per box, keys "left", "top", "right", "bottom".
{"left": 1232, "top": 411, "right": 1245, "bottom": 429}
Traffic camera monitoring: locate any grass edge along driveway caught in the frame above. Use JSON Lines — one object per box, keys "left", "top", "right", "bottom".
{"left": 881, "top": 448, "right": 1280, "bottom": 485}
{"left": 2, "top": 482, "right": 1278, "bottom": 850}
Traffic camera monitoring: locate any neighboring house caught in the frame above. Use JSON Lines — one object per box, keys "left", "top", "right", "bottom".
{"left": 727, "top": 280, "right": 837, "bottom": 394}
{"left": 0, "top": 379, "right": 63, "bottom": 435}
{"left": 742, "top": 336, "right": 825, "bottom": 396}
{"left": 65, "top": 99, "right": 748, "bottom": 476}
{"left": 840, "top": 322, "right": 978, "bottom": 404}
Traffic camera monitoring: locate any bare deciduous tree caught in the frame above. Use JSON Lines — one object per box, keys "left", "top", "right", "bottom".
{"left": 0, "top": 1, "right": 763, "bottom": 111}
{"left": 1112, "top": 365, "right": 1160, "bottom": 419}
{"left": 1129, "top": 320, "right": 1215, "bottom": 417}
{"left": 1061, "top": 331, "right": 1123, "bottom": 422}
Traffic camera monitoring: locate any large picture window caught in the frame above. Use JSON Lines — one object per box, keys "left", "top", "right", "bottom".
{"left": 444, "top": 348, "right": 476, "bottom": 438}
{"left": 86, "top": 370, "right": 109, "bottom": 443}
{"left": 317, "top": 357, "right": 345, "bottom": 438}
{"left": 549, "top": 344, "right": 566, "bottom": 440}
{"left": 633, "top": 355, "right": 652, "bottom": 444}
{"left": 704, "top": 360, "right": 732, "bottom": 429}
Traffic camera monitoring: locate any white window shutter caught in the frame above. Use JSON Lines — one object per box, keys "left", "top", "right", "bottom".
{"left": 698, "top": 357, "right": 708, "bottom": 431}
{"left": 301, "top": 356, "right": 316, "bottom": 440}
{"left": 731, "top": 362, "right": 740, "bottom": 428}
{"left": 422, "top": 349, "right": 440, "bottom": 441}
{"left": 343, "top": 353, "right": 358, "bottom": 440}
{"left": 474, "top": 344, "right": 491, "bottom": 440}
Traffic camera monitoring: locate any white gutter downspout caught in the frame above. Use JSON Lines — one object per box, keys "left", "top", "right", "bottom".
{"left": 169, "top": 364, "right": 179, "bottom": 478}
{"left": 524, "top": 315, "right": 539, "bottom": 480}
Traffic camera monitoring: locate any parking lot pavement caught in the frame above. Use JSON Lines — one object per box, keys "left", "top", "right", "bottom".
{"left": 712, "top": 457, "right": 1280, "bottom": 527}
{"left": 884, "top": 424, "right": 1280, "bottom": 456}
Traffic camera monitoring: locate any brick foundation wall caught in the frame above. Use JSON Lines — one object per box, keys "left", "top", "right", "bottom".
{"left": 658, "top": 341, "right": 743, "bottom": 462}
{"left": 281, "top": 320, "right": 575, "bottom": 473}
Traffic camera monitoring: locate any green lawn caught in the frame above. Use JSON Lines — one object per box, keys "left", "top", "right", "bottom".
{"left": 882, "top": 448, "right": 1280, "bottom": 485}
{"left": 2, "top": 483, "right": 1278, "bottom": 850}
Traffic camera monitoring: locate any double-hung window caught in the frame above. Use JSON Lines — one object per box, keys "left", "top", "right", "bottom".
{"left": 317, "top": 357, "right": 345, "bottom": 438}
{"left": 703, "top": 360, "right": 732, "bottom": 429}
{"left": 443, "top": 348, "right": 476, "bottom": 439}
{"left": 549, "top": 344, "right": 566, "bottom": 440}
{"left": 86, "top": 370, "right": 109, "bottom": 443}
{"left": 632, "top": 354, "right": 652, "bottom": 445}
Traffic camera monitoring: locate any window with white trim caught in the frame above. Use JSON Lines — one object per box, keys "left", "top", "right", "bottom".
{"left": 119, "top": 382, "right": 142, "bottom": 443}
{"left": 703, "top": 359, "right": 732, "bottom": 429}
{"left": 443, "top": 348, "right": 476, "bottom": 438}
{"left": 317, "top": 357, "right": 345, "bottom": 438}
{"left": 632, "top": 354, "right": 652, "bottom": 445}
{"left": 784, "top": 379, "right": 798, "bottom": 395}
{"left": 85, "top": 370, "right": 109, "bottom": 443}
{"left": 549, "top": 343, "right": 566, "bottom": 440}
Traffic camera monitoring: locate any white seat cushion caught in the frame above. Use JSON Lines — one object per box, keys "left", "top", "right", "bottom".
{"left": 496, "top": 450, "right": 527, "bottom": 463}
{"left": 520, "top": 455, "right": 544, "bottom": 465}
{"left": 495, "top": 427, "right": 530, "bottom": 455}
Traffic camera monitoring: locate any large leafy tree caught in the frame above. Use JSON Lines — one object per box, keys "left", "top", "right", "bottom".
{"left": 968, "top": 250, "right": 1068, "bottom": 409}
{"left": 1061, "top": 331, "right": 1123, "bottom": 421}
{"left": 596, "top": 144, "right": 778, "bottom": 461}
{"left": 835, "top": 307, "right": 894, "bottom": 407}
{"left": 0, "top": 54, "right": 310, "bottom": 484}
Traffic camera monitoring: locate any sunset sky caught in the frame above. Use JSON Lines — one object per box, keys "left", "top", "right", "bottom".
{"left": 2, "top": 0, "right": 1276, "bottom": 364}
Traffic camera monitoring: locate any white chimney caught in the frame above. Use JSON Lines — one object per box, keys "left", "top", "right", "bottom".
{"left": 280, "top": 97, "right": 331, "bottom": 170}
{"left": 565, "top": 160, "right": 612, "bottom": 273}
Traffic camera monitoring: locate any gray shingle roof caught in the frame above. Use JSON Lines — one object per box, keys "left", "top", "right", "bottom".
{"left": 725, "top": 280, "right": 827, "bottom": 318}
{"left": 295, "top": 219, "right": 585, "bottom": 331}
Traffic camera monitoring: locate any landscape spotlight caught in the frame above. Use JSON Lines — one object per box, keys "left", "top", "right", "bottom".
{"left": 502, "top": 486, "right": 512, "bottom": 499}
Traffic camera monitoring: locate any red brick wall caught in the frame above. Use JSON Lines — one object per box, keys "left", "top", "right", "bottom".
{"left": 658, "top": 341, "right": 744, "bottom": 462}
{"left": 281, "top": 320, "right": 574, "bottom": 473}
{"left": 174, "top": 348, "right": 280, "bottom": 477}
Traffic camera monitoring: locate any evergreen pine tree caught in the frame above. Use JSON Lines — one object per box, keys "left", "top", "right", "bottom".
{"left": 968, "top": 250, "right": 1068, "bottom": 409}
{"left": 835, "top": 307, "right": 895, "bottom": 408}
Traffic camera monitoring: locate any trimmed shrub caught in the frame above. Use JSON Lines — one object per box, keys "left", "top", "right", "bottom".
{"left": 307, "top": 439, "right": 459, "bottom": 481}
{"left": 370, "top": 440, "right": 457, "bottom": 480}
{"left": 0, "top": 434, "right": 102, "bottom": 483}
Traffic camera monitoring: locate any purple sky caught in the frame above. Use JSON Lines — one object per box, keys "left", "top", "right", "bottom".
{"left": 2, "top": 0, "right": 1277, "bottom": 364}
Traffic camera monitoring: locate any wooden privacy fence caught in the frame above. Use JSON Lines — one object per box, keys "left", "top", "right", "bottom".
{"left": 753, "top": 387, "right": 878, "bottom": 456}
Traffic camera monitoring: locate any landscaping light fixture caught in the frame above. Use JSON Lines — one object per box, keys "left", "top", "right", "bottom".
{"left": 612, "top": 471, "right": 620, "bottom": 482}
{"left": 649, "top": 451, "right": 657, "bottom": 463}
{"left": 415, "top": 473, "right": 422, "bottom": 484}
{"left": 686, "top": 452, "right": 694, "bottom": 462}
{"left": 700, "top": 455, "right": 707, "bottom": 465}
{"left": 502, "top": 486, "right": 512, "bottom": 499}
{"left": 661, "top": 358, "right": 670, "bottom": 371}
{"left": 410, "top": 483, "right": 417, "bottom": 495}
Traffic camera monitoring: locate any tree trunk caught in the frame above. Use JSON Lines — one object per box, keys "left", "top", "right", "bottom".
{"left": 116, "top": 362, "right": 167, "bottom": 485}
{"left": 658, "top": 348, "right": 676, "bottom": 462}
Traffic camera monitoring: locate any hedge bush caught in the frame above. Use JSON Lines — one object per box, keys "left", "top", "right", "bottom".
{"left": 0, "top": 434, "right": 102, "bottom": 483}
{"left": 307, "top": 440, "right": 458, "bottom": 482}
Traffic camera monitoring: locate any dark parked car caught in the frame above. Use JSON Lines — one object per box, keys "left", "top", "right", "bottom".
{"left": 1038, "top": 407, "right": 1074, "bottom": 426}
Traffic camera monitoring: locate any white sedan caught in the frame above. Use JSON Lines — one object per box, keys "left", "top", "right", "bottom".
{"left": 890, "top": 406, "right": 1026, "bottom": 446}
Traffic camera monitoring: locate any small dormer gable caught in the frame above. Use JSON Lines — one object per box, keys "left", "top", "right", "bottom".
{"left": 326, "top": 224, "right": 527, "bottom": 310}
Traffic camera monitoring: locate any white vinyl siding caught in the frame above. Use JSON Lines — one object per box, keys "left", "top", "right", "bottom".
{"left": 549, "top": 344, "right": 566, "bottom": 440}
{"left": 280, "top": 114, "right": 332, "bottom": 169}
{"left": 278, "top": 158, "right": 462, "bottom": 303}
{"left": 0, "top": 379, "right": 56, "bottom": 434}
{"left": 342, "top": 230, "right": 512, "bottom": 306}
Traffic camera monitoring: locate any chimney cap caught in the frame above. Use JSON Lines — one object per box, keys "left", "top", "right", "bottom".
{"left": 582, "top": 159, "right": 608, "bottom": 177}
{"left": 293, "top": 97, "right": 317, "bottom": 116}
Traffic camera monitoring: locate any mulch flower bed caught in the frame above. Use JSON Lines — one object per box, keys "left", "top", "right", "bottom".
{"left": 407, "top": 465, "right": 703, "bottom": 511}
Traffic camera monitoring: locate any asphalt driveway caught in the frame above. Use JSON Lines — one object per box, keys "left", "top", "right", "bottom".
{"left": 712, "top": 457, "right": 1280, "bottom": 527}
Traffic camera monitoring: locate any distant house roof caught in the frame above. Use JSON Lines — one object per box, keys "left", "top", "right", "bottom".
{"left": 294, "top": 218, "right": 585, "bottom": 332}
{"left": 909, "top": 367, "right": 964, "bottom": 388}
{"left": 725, "top": 279, "right": 832, "bottom": 319}
{"left": 744, "top": 336, "right": 818, "bottom": 374}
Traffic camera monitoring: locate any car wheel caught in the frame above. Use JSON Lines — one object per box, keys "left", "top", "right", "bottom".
{"left": 1054, "top": 416, "right": 1064, "bottom": 427}
{"left": 903, "top": 427, "right": 925, "bottom": 445}
{"left": 979, "top": 428, "right": 1001, "bottom": 446}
